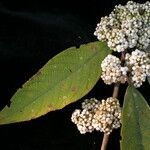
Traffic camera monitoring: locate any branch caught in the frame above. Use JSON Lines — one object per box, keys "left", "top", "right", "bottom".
{"left": 100, "top": 51, "right": 125, "bottom": 150}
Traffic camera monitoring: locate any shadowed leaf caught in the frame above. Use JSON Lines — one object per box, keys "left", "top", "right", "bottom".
{"left": 147, "top": 77, "right": 150, "bottom": 84}
{"left": 121, "top": 86, "right": 150, "bottom": 150}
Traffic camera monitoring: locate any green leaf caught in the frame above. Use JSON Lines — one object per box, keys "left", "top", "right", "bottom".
{"left": 0, "top": 41, "right": 111, "bottom": 125}
{"left": 121, "top": 86, "right": 150, "bottom": 150}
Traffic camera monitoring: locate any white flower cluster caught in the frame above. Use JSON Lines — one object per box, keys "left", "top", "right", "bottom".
{"left": 94, "top": 1, "right": 150, "bottom": 52}
{"left": 101, "top": 54, "right": 128, "bottom": 84}
{"left": 125, "top": 49, "right": 150, "bottom": 87}
{"left": 92, "top": 97, "right": 121, "bottom": 135}
{"left": 71, "top": 98, "right": 100, "bottom": 134}
{"left": 94, "top": 1, "right": 150, "bottom": 87}
{"left": 71, "top": 97, "right": 121, "bottom": 135}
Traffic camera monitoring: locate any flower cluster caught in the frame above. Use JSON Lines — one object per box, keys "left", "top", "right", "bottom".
{"left": 101, "top": 49, "right": 150, "bottom": 87}
{"left": 94, "top": 1, "right": 150, "bottom": 52}
{"left": 101, "top": 54, "right": 128, "bottom": 84}
{"left": 71, "top": 98, "right": 100, "bottom": 134}
{"left": 125, "top": 49, "right": 150, "bottom": 87}
{"left": 94, "top": 1, "right": 150, "bottom": 87}
{"left": 92, "top": 97, "right": 121, "bottom": 135}
{"left": 71, "top": 98, "right": 121, "bottom": 135}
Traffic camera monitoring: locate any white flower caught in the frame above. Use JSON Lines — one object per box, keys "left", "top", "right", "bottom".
{"left": 125, "top": 49, "right": 150, "bottom": 87}
{"left": 101, "top": 54, "right": 127, "bottom": 84}
{"left": 71, "top": 98, "right": 100, "bottom": 134}
{"left": 92, "top": 97, "right": 121, "bottom": 135}
{"left": 94, "top": 1, "right": 150, "bottom": 52}
{"left": 71, "top": 98, "right": 122, "bottom": 135}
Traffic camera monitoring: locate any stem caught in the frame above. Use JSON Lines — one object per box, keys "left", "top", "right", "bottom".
{"left": 100, "top": 83, "right": 120, "bottom": 150}
{"left": 101, "top": 134, "right": 110, "bottom": 150}
{"left": 112, "top": 82, "right": 120, "bottom": 98}
{"left": 100, "top": 51, "right": 124, "bottom": 150}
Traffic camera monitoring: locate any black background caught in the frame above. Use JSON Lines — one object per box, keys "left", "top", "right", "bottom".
{"left": 0, "top": 0, "right": 149, "bottom": 150}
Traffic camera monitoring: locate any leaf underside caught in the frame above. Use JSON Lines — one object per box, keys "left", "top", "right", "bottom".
{"left": 0, "top": 41, "right": 111, "bottom": 125}
{"left": 121, "top": 86, "right": 150, "bottom": 150}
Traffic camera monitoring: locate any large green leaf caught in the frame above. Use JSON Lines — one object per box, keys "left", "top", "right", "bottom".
{"left": 0, "top": 41, "right": 111, "bottom": 125}
{"left": 121, "top": 86, "right": 150, "bottom": 150}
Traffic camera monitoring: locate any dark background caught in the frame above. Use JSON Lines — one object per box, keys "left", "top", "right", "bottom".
{"left": 0, "top": 0, "right": 149, "bottom": 150}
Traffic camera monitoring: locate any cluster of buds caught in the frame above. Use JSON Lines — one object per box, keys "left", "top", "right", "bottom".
{"left": 71, "top": 98, "right": 100, "bottom": 134}
{"left": 94, "top": 1, "right": 150, "bottom": 88}
{"left": 71, "top": 98, "right": 121, "bottom": 135}
{"left": 92, "top": 97, "right": 121, "bottom": 135}
{"left": 94, "top": 1, "right": 150, "bottom": 52}
{"left": 125, "top": 49, "right": 150, "bottom": 87}
{"left": 101, "top": 54, "right": 128, "bottom": 84}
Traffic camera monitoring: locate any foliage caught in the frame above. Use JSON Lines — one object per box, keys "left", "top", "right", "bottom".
{"left": 121, "top": 86, "right": 150, "bottom": 150}
{"left": 0, "top": 41, "right": 111, "bottom": 124}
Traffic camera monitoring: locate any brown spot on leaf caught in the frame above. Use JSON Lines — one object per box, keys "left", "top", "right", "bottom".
{"left": 86, "top": 83, "right": 91, "bottom": 90}
{"left": 90, "top": 45, "right": 97, "bottom": 52}
{"left": 71, "top": 86, "right": 77, "bottom": 92}
{"left": 47, "top": 105, "right": 53, "bottom": 111}
{"left": 0, "top": 116, "right": 5, "bottom": 122}
{"left": 63, "top": 99, "right": 70, "bottom": 107}
{"left": 140, "top": 110, "right": 145, "bottom": 116}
